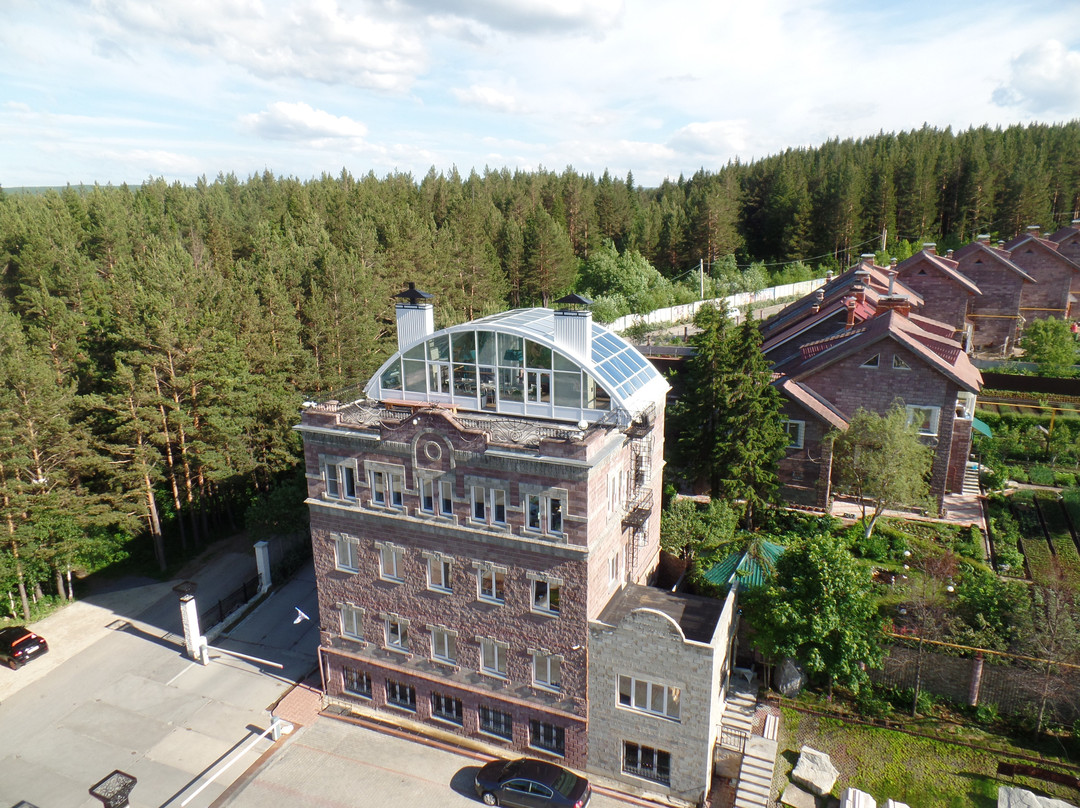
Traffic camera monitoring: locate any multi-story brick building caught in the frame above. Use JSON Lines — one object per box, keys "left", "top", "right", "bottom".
{"left": 953, "top": 236, "right": 1034, "bottom": 353}
{"left": 298, "top": 289, "right": 738, "bottom": 804}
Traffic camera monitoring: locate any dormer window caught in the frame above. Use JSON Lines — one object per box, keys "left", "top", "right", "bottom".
{"left": 860, "top": 354, "right": 880, "bottom": 369}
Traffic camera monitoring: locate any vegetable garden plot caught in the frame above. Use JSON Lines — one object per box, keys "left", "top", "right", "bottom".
{"left": 1034, "top": 494, "right": 1080, "bottom": 589}
{"left": 1010, "top": 502, "right": 1057, "bottom": 586}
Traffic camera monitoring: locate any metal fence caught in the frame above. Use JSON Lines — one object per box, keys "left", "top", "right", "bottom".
{"left": 199, "top": 574, "right": 261, "bottom": 632}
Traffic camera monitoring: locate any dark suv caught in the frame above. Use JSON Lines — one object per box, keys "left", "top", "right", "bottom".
{"left": 474, "top": 757, "right": 591, "bottom": 808}
{"left": 0, "top": 626, "right": 49, "bottom": 670}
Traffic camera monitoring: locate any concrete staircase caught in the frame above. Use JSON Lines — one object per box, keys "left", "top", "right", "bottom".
{"left": 719, "top": 678, "right": 780, "bottom": 808}
{"left": 962, "top": 462, "right": 981, "bottom": 496}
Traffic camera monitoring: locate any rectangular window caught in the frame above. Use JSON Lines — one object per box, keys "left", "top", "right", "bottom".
{"left": 618, "top": 675, "right": 681, "bottom": 720}
{"left": 529, "top": 720, "right": 565, "bottom": 756}
{"left": 379, "top": 543, "right": 404, "bottom": 582}
{"left": 609, "top": 551, "right": 621, "bottom": 588}
{"left": 342, "top": 666, "right": 371, "bottom": 698}
{"left": 431, "top": 692, "right": 463, "bottom": 725}
{"left": 478, "top": 567, "right": 506, "bottom": 603}
{"left": 532, "top": 579, "right": 560, "bottom": 614}
{"left": 623, "top": 742, "right": 671, "bottom": 786}
{"left": 420, "top": 479, "right": 435, "bottom": 513}
{"left": 471, "top": 486, "right": 486, "bottom": 521}
{"left": 428, "top": 556, "right": 452, "bottom": 593}
{"left": 905, "top": 405, "right": 941, "bottom": 436}
{"left": 479, "top": 704, "right": 513, "bottom": 739}
{"left": 785, "top": 420, "right": 805, "bottom": 450}
{"left": 533, "top": 652, "right": 561, "bottom": 692}
{"left": 334, "top": 535, "right": 359, "bottom": 572}
{"left": 385, "top": 615, "right": 409, "bottom": 652}
{"left": 439, "top": 480, "right": 454, "bottom": 516}
{"left": 491, "top": 489, "right": 506, "bottom": 525}
{"left": 386, "top": 679, "right": 416, "bottom": 711}
{"left": 339, "top": 603, "right": 363, "bottom": 640}
{"left": 371, "top": 470, "right": 403, "bottom": 508}
{"left": 325, "top": 462, "right": 356, "bottom": 500}
{"left": 431, "top": 627, "right": 458, "bottom": 664}
{"left": 526, "top": 495, "right": 564, "bottom": 536}
{"left": 479, "top": 638, "right": 508, "bottom": 678}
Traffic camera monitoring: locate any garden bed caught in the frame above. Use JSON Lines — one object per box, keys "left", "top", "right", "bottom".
{"left": 1033, "top": 493, "right": 1080, "bottom": 588}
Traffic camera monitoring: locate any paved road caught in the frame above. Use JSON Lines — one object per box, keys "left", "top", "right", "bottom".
{"left": 0, "top": 553, "right": 319, "bottom": 808}
{"left": 219, "top": 716, "right": 638, "bottom": 808}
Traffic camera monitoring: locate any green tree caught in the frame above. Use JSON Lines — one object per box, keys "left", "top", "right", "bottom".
{"left": 659, "top": 497, "right": 737, "bottom": 560}
{"left": 830, "top": 405, "right": 934, "bottom": 538}
{"left": 1020, "top": 317, "right": 1078, "bottom": 375}
{"left": 746, "top": 532, "right": 884, "bottom": 695}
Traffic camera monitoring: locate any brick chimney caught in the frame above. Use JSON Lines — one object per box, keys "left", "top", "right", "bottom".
{"left": 1026, "top": 225, "right": 1041, "bottom": 237}
{"left": 923, "top": 242, "right": 937, "bottom": 255}
{"left": 860, "top": 253, "right": 876, "bottom": 270}
{"left": 1072, "top": 219, "right": 1080, "bottom": 230}
{"left": 946, "top": 249, "right": 954, "bottom": 259}
{"left": 877, "top": 295, "right": 911, "bottom": 317}
{"left": 844, "top": 296, "right": 858, "bottom": 329}
{"left": 977, "top": 234, "right": 991, "bottom": 245}
{"left": 852, "top": 282, "right": 866, "bottom": 305}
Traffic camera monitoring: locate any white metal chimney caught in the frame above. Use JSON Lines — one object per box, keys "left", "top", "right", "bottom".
{"left": 552, "top": 293, "right": 594, "bottom": 359}
{"left": 395, "top": 282, "right": 434, "bottom": 351}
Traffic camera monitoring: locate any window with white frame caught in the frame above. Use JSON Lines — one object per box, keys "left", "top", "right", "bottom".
{"left": 956, "top": 391, "right": 976, "bottom": 420}
{"left": 439, "top": 480, "right": 454, "bottom": 516}
{"left": 471, "top": 485, "right": 486, "bottom": 521}
{"left": 623, "top": 742, "right": 671, "bottom": 786}
{"left": 531, "top": 577, "right": 561, "bottom": 615}
{"left": 529, "top": 719, "right": 565, "bottom": 756}
{"left": 377, "top": 542, "right": 405, "bottom": 582}
{"left": 419, "top": 478, "right": 435, "bottom": 513}
{"left": 339, "top": 603, "right": 364, "bottom": 640}
{"left": 479, "top": 637, "right": 508, "bottom": 678}
{"left": 490, "top": 489, "right": 507, "bottom": 525}
{"left": 477, "top": 565, "right": 506, "bottom": 603}
{"left": 532, "top": 650, "right": 561, "bottom": 692}
{"left": 324, "top": 461, "right": 357, "bottom": 501}
{"left": 527, "top": 494, "right": 564, "bottom": 535}
{"left": 371, "top": 469, "right": 403, "bottom": 508}
{"left": 430, "top": 626, "right": 458, "bottom": 664}
{"left": 342, "top": 666, "right": 371, "bottom": 698}
{"left": 426, "top": 554, "right": 453, "bottom": 593}
{"left": 385, "top": 614, "right": 409, "bottom": 652}
{"left": 785, "top": 419, "right": 805, "bottom": 450}
{"left": 905, "top": 404, "right": 941, "bottom": 436}
{"left": 430, "top": 692, "right": 463, "bottom": 724}
{"left": 618, "top": 675, "right": 681, "bottom": 720}
{"left": 608, "top": 470, "right": 622, "bottom": 514}
{"left": 609, "top": 550, "right": 621, "bottom": 588}
{"left": 334, "top": 534, "right": 359, "bottom": 572}
{"left": 469, "top": 485, "right": 507, "bottom": 526}
{"left": 893, "top": 354, "right": 911, "bottom": 370}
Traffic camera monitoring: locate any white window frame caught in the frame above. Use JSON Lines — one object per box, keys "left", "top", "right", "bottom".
{"left": 785, "top": 419, "right": 805, "bottom": 450}
{"left": 526, "top": 494, "right": 564, "bottom": 535}
{"left": 617, "top": 674, "right": 681, "bottom": 720}
{"left": 419, "top": 478, "right": 435, "bottom": 513}
{"left": 426, "top": 554, "right": 453, "bottom": 593}
{"left": 490, "top": 488, "right": 507, "bottom": 525}
{"left": 339, "top": 603, "right": 364, "bottom": 640}
{"left": 530, "top": 576, "right": 561, "bottom": 615}
{"left": 479, "top": 637, "right": 508, "bottom": 678}
{"left": 532, "top": 650, "right": 562, "bottom": 692}
{"left": 371, "top": 469, "right": 404, "bottom": 509}
{"left": 334, "top": 534, "right": 359, "bottom": 572}
{"left": 439, "top": 480, "right": 454, "bottom": 517}
{"left": 609, "top": 550, "right": 622, "bottom": 589}
{"left": 377, "top": 542, "right": 405, "bottom": 582}
{"left": 385, "top": 614, "right": 409, "bottom": 653}
{"left": 906, "top": 404, "right": 941, "bottom": 437}
{"left": 430, "top": 626, "right": 458, "bottom": 665}
{"left": 471, "top": 485, "right": 487, "bottom": 522}
{"left": 477, "top": 565, "right": 506, "bottom": 604}
{"left": 956, "top": 391, "right": 976, "bottom": 420}
{"left": 324, "top": 461, "right": 357, "bottom": 501}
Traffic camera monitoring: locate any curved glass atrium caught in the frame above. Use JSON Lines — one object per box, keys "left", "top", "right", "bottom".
{"left": 365, "top": 308, "right": 667, "bottom": 423}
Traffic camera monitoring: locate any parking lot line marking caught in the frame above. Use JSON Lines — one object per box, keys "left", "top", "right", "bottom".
{"left": 168, "top": 662, "right": 197, "bottom": 686}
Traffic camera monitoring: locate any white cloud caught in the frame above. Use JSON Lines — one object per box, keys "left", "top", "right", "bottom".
{"left": 394, "top": 0, "right": 623, "bottom": 35}
{"left": 451, "top": 85, "right": 522, "bottom": 114}
{"left": 239, "top": 102, "right": 368, "bottom": 146}
{"left": 992, "top": 40, "right": 1080, "bottom": 114}
{"left": 667, "top": 122, "right": 750, "bottom": 161}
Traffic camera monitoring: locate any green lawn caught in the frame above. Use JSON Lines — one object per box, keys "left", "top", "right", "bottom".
{"left": 774, "top": 708, "right": 1080, "bottom": 808}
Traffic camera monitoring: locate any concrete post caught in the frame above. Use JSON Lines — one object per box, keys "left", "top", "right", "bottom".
{"left": 254, "top": 540, "right": 272, "bottom": 593}
{"left": 179, "top": 594, "right": 208, "bottom": 664}
{"left": 969, "top": 653, "right": 984, "bottom": 706}
{"left": 270, "top": 716, "right": 294, "bottom": 741}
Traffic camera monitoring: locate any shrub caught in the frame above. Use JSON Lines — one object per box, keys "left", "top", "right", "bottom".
{"left": 975, "top": 702, "right": 1000, "bottom": 725}
{"left": 1055, "top": 472, "right": 1077, "bottom": 487}
{"left": 1007, "top": 466, "right": 1029, "bottom": 484}
{"left": 856, "top": 687, "right": 894, "bottom": 719}
{"left": 1028, "top": 465, "right": 1056, "bottom": 486}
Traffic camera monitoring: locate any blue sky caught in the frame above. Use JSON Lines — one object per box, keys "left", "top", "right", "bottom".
{"left": 2, "top": 0, "right": 1079, "bottom": 189}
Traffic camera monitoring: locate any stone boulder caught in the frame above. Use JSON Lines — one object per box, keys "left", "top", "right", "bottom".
{"left": 841, "top": 788, "right": 877, "bottom": 808}
{"left": 791, "top": 745, "right": 839, "bottom": 796}
{"left": 780, "top": 783, "right": 816, "bottom": 808}
{"left": 998, "top": 786, "right": 1077, "bottom": 808}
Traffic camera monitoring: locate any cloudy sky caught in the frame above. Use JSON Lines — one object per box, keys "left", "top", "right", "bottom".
{"left": 2, "top": 0, "right": 1079, "bottom": 189}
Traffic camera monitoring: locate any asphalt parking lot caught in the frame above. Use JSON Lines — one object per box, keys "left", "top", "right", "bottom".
{"left": 217, "top": 715, "right": 640, "bottom": 808}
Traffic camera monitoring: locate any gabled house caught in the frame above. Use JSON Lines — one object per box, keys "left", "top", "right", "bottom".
{"left": 1005, "top": 225, "right": 1080, "bottom": 323}
{"left": 760, "top": 255, "right": 924, "bottom": 366}
{"left": 892, "top": 244, "right": 981, "bottom": 341}
{"left": 1048, "top": 219, "right": 1080, "bottom": 274}
{"left": 772, "top": 301, "right": 982, "bottom": 512}
{"left": 952, "top": 236, "right": 1035, "bottom": 353}
{"left": 297, "top": 288, "right": 740, "bottom": 805}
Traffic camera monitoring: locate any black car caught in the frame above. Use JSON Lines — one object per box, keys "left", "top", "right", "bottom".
{"left": 0, "top": 626, "right": 49, "bottom": 670}
{"left": 474, "top": 757, "right": 591, "bottom": 808}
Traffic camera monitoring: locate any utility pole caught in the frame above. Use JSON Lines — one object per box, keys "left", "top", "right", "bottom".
{"left": 699, "top": 258, "right": 704, "bottom": 300}
{"left": 881, "top": 226, "right": 888, "bottom": 253}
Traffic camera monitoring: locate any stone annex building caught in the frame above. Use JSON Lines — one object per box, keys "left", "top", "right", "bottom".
{"left": 297, "top": 288, "right": 740, "bottom": 804}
